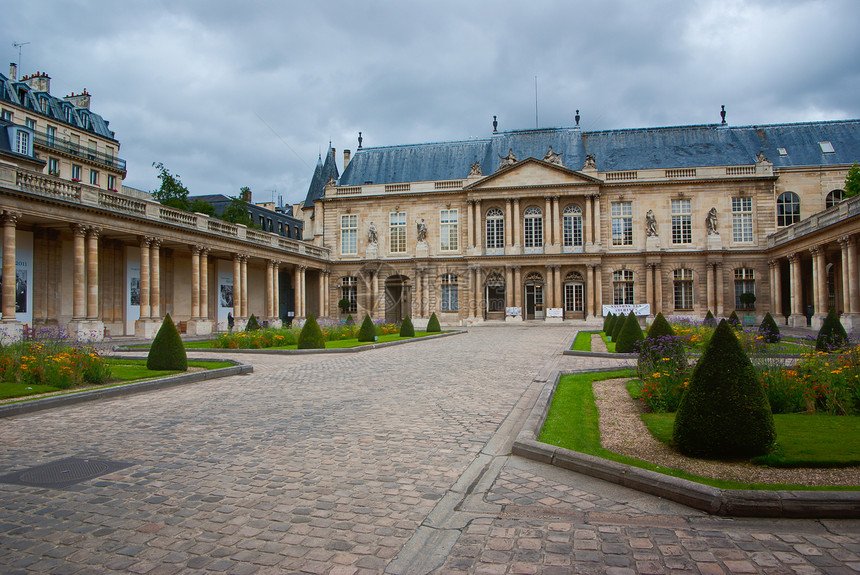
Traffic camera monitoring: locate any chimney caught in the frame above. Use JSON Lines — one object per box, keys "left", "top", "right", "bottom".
{"left": 343, "top": 149, "right": 351, "bottom": 169}
{"left": 64, "top": 89, "right": 91, "bottom": 109}
{"left": 24, "top": 71, "right": 51, "bottom": 93}
{"left": 9, "top": 63, "right": 16, "bottom": 81}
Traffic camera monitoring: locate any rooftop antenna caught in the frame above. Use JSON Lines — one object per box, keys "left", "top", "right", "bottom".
{"left": 13, "top": 42, "right": 29, "bottom": 72}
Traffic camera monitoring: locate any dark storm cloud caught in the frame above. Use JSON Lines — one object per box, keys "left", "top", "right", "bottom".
{"left": 6, "top": 0, "right": 860, "bottom": 205}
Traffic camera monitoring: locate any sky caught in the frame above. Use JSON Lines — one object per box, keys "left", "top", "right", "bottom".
{"left": 6, "top": 0, "right": 860, "bottom": 207}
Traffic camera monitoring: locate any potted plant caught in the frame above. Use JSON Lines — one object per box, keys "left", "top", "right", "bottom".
{"left": 739, "top": 292, "right": 757, "bottom": 326}
{"left": 338, "top": 298, "right": 351, "bottom": 314}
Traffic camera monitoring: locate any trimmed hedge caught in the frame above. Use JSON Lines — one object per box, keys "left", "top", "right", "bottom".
{"left": 245, "top": 313, "right": 260, "bottom": 332}
{"left": 602, "top": 312, "right": 613, "bottom": 333}
{"left": 816, "top": 308, "right": 848, "bottom": 352}
{"left": 615, "top": 311, "right": 644, "bottom": 353}
{"left": 345, "top": 314, "right": 354, "bottom": 325}
{"left": 147, "top": 313, "right": 188, "bottom": 371}
{"left": 672, "top": 319, "right": 776, "bottom": 459}
{"left": 400, "top": 315, "right": 415, "bottom": 337}
{"left": 646, "top": 312, "right": 675, "bottom": 339}
{"left": 297, "top": 315, "right": 325, "bottom": 349}
{"left": 611, "top": 312, "right": 625, "bottom": 342}
{"left": 727, "top": 310, "right": 741, "bottom": 330}
{"left": 703, "top": 309, "right": 716, "bottom": 327}
{"left": 758, "top": 312, "right": 781, "bottom": 343}
{"left": 427, "top": 312, "right": 441, "bottom": 333}
{"left": 357, "top": 314, "right": 376, "bottom": 342}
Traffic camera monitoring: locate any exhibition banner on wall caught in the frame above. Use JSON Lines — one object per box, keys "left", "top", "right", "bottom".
{"left": 0, "top": 231, "right": 33, "bottom": 324}
{"left": 125, "top": 246, "right": 140, "bottom": 334}
{"left": 217, "top": 259, "right": 234, "bottom": 324}
{"left": 602, "top": 303, "right": 651, "bottom": 317}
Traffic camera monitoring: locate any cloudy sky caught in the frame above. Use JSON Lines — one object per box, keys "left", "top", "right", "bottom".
{"left": 6, "top": 0, "right": 860, "bottom": 206}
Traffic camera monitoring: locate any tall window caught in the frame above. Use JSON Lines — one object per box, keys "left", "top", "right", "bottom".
{"left": 777, "top": 192, "right": 800, "bottom": 226}
{"left": 107, "top": 174, "right": 116, "bottom": 191}
{"left": 523, "top": 206, "right": 543, "bottom": 248}
{"left": 562, "top": 205, "right": 583, "bottom": 247}
{"left": 389, "top": 212, "right": 406, "bottom": 253}
{"left": 673, "top": 269, "right": 694, "bottom": 310}
{"left": 46, "top": 125, "right": 56, "bottom": 146}
{"left": 48, "top": 158, "right": 59, "bottom": 176}
{"left": 89, "top": 169, "right": 99, "bottom": 186}
{"left": 25, "top": 118, "right": 36, "bottom": 130}
{"left": 611, "top": 201, "right": 632, "bottom": 246}
{"left": 613, "top": 270, "right": 634, "bottom": 305}
{"left": 15, "top": 130, "right": 29, "bottom": 155}
{"left": 734, "top": 268, "right": 755, "bottom": 310}
{"left": 826, "top": 189, "right": 845, "bottom": 208}
{"left": 564, "top": 272, "right": 584, "bottom": 312}
{"left": 732, "top": 197, "right": 753, "bottom": 242}
{"left": 671, "top": 199, "right": 692, "bottom": 244}
{"left": 440, "top": 209, "right": 458, "bottom": 251}
{"left": 71, "top": 164, "right": 81, "bottom": 181}
{"left": 486, "top": 208, "right": 504, "bottom": 249}
{"left": 441, "top": 273, "right": 458, "bottom": 311}
{"left": 340, "top": 214, "right": 357, "bottom": 254}
{"left": 341, "top": 276, "right": 358, "bottom": 312}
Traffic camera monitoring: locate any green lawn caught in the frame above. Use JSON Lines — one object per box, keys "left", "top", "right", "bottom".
{"left": 571, "top": 331, "right": 596, "bottom": 351}
{"left": 163, "top": 331, "right": 438, "bottom": 351}
{"left": 538, "top": 371, "right": 860, "bottom": 490}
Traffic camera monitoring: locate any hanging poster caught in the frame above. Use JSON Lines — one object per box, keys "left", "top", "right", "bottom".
{"left": 217, "top": 260, "right": 234, "bottom": 323}
{"left": 125, "top": 246, "right": 141, "bottom": 334}
{"left": 0, "top": 231, "right": 33, "bottom": 324}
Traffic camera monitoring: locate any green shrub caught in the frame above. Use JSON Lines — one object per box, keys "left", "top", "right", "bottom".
{"left": 245, "top": 313, "right": 260, "bottom": 332}
{"left": 615, "top": 312, "right": 645, "bottom": 353}
{"left": 147, "top": 314, "right": 187, "bottom": 371}
{"left": 672, "top": 319, "right": 775, "bottom": 459}
{"left": 297, "top": 315, "right": 325, "bottom": 349}
{"left": 357, "top": 314, "right": 376, "bottom": 342}
{"left": 427, "top": 312, "right": 441, "bottom": 333}
{"left": 758, "top": 312, "right": 781, "bottom": 344}
{"left": 816, "top": 308, "right": 849, "bottom": 352}
{"left": 602, "top": 312, "right": 613, "bottom": 333}
{"left": 400, "top": 315, "right": 415, "bottom": 337}
{"left": 611, "top": 312, "right": 625, "bottom": 342}
{"left": 703, "top": 309, "right": 716, "bottom": 327}
{"left": 345, "top": 314, "right": 354, "bottom": 325}
{"left": 727, "top": 310, "right": 741, "bottom": 330}
{"left": 646, "top": 312, "right": 675, "bottom": 339}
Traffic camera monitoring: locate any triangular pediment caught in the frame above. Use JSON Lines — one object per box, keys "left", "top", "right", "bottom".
{"left": 464, "top": 157, "right": 601, "bottom": 190}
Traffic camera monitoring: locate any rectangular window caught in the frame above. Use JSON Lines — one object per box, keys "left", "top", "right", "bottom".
{"left": 46, "top": 125, "right": 56, "bottom": 146}
{"left": 671, "top": 199, "right": 692, "bottom": 244}
{"left": 732, "top": 197, "right": 753, "bottom": 242}
{"left": 340, "top": 214, "right": 357, "bottom": 254}
{"left": 612, "top": 270, "right": 634, "bottom": 305}
{"left": 15, "top": 130, "right": 30, "bottom": 155}
{"left": 563, "top": 213, "right": 583, "bottom": 247}
{"left": 564, "top": 283, "right": 583, "bottom": 312}
{"left": 341, "top": 276, "right": 358, "bottom": 312}
{"left": 107, "top": 174, "right": 116, "bottom": 190}
{"left": 48, "top": 158, "right": 60, "bottom": 176}
{"left": 673, "top": 269, "right": 694, "bottom": 310}
{"left": 389, "top": 211, "right": 406, "bottom": 253}
{"left": 71, "top": 164, "right": 81, "bottom": 181}
{"left": 440, "top": 209, "right": 458, "bottom": 251}
{"left": 25, "top": 118, "right": 36, "bottom": 130}
{"left": 441, "top": 274, "right": 458, "bottom": 311}
{"left": 734, "top": 268, "right": 756, "bottom": 310}
{"left": 89, "top": 169, "right": 99, "bottom": 186}
{"left": 87, "top": 139, "right": 97, "bottom": 160}
{"left": 611, "top": 202, "right": 632, "bottom": 246}
{"left": 486, "top": 215, "right": 504, "bottom": 249}
{"left": 1, "top": 109, "right": 12, "bottom": 121}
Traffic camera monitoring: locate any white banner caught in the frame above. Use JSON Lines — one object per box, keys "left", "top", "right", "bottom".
{"left": 602, "top": 303, "right": 650, "bottom": 317}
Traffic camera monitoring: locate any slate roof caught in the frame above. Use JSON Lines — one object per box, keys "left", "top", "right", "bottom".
{"left": 335, "top": 120, "right": 860, "bottom": 187}
{"left": 303, "top": 147, "right": 340, "bottom": 210}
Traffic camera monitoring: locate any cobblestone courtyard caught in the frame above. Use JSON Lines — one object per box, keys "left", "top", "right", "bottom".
{"left": 0, "top": 326, "right": 857, "bottom": 574}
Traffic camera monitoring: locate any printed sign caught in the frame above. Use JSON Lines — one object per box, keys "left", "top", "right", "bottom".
{"left": 602, "top": 304, "right": 650, "bottom": 317}
{"left": 505, "top": 307, "right": 522, "bottom": 316}
{"left": 546, "top": 308, "right": 564, "bottom": 318}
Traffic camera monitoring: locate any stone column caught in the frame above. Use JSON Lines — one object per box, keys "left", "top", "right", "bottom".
{"left": 466, "top": 200, "right": 475, "bottom": 250}
{"left": 817, "top": 247, "right": 828, "bottom": 316}
{"left": 273, "top": 262, "right": 280, "bottom": 321}
{"left": 1, "top": 214, "right": 17, "bottom": 321}
{"left": 72, "top": 225, "right": 87, "bottom": 320}
{"left": 514, "top": 266, "right": 522, "bottom": 310}
{"left": 505, "top": 266, "right": 513, "bottom": 308}
{"left": 787, "top": 253, "right": 803, "bottom": 325}
{"left": 319, "top": 270, "right": 326, "bottom": 318}
{"left": 706, "top": 263, "right": 715, "bottom": 313}
{"left": 85, "top": 228, "right": 99, "bottom": 320}
{"left": 554, "top": 266, "right": 562, "bottom": 313}
{"left": 240, "top": 256, "right": 248, "bottom": 319}
{"left": 593, "top": 195, "right": 601, "bottom": 244}
{"left": 266, "top": 260, "right": 274, "bottom": 319}
{"left": 150, "top": 240, "right": 161, "bottom": 319}
{"left": 845, "top": 237, "right": 859, "bottom": 314}
{"left": 772, "top": 259, "right": 783, "bottom": 317}
{"left": 586, "top": 264, "right": 595, "bottom": 318}
{"left": 546, "top": 265, "right": 554, "bottom": 308}
{"left": 473, "top": 266, "right": 482, "bottom": 319}
{"left": 191, "top": 246, "right": 201, "bottom": 319}
{"left": 585, "top": 195, "right": 593, "bottom": 246}
{"left": 654, "top": 264, "right": 662, "bottom": 314}
{"left": 504, "top": 199, "right": 512, "bottom": 249}
{"left": 372, "top": 268, "right": 379, "bottom": 318}
{"left": 233, "top": 255, "right": 242, "bottom": 318}
{"left": 139, "top": 237, "right": 151, "bottom": 320}
{"left": 646, "top": 263, "right": 654, "bottom": 316}
{"left": 595, "top": 264, "right": 603, "bottom": 313}
{"left": 715, "top": 262, "right": 724, "bottom": 316}
{"left": 298, "top": 265, "right": 306, "bottom": 317}
{"left": 552, "top": 196, "right": 561, "bottom": 248}
{"left": 469, "top": 267, "right": 477, "bottom": 319}
{"left": 513, "top": 199, "right": 521, "bottom": 248}
{"left": 200, "top": 249, "right": 209, "bottom": 320}
{"left": 474, "top": 199, "right": 482, "bottom": 253}
{"left": 423, "top": 269, "right": 430, "bottom": 316}
{"left": 544, "top": 197, "right": 553, "bottom": 247}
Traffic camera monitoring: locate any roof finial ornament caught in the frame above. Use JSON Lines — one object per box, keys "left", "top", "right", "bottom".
{"left": 492, "top": 115, "right": 498, "bottom": 133}
{"left": 575, "top": 110, "right": 580, "bottom": 127}
{"left": 720, "top": 105, "right": 726, "bottom": 125}
{"left": 357, "top": 131, "right": 363, "bottom": 149}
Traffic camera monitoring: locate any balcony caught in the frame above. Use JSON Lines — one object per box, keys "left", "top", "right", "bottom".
{"left": 33, "top": 133, "right": 127, "bottom": 172}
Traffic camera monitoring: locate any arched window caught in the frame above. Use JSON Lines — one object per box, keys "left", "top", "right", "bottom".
{"left": 441, "top": 273, "right": 458, "bottom": 311}
{"left": 776, "top": 192, "right": 800, "bottom": 227}
{"left": 826, "top": 189, "right": 845, "bottom": 209}
{"left": 673, "top": 269, "right": 694, "bottom": 311}
{"left": 486, "top": 208, "right": 504, "bottom": 249}
{"left": 562, "top": 205, "right": 583, "bottom": 247}
{"left": 523, "top": 207, "right": 543, "bottom": 248}
{"left": 340, "top": 276, "right": 358, "bottom": 313}
{"left": 612, "top": 270, "right": 634, "bottom": 305}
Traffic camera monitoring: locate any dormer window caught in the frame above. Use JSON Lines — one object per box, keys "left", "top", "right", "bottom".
{"left": 15, "top": 129, "right": 30, "bottom": 155}
{"left": 819, "top": 141, "right": 835, "bottom": 153}
{"left": 777, "top": 147, "right": 788, "bottom": 156}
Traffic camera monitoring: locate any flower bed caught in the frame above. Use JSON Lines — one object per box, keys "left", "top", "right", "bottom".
{"left": 212, "top": 319, "right": 401, "bottom": 349}
{"left": 0, "top": 339, "right": 111, "bottom": 390}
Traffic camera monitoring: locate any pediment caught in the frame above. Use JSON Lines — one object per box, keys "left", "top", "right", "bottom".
{"left": 464, "top": 158, "right": 600, "bottom": 191}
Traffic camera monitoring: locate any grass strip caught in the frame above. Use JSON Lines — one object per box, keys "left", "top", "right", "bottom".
{"left": 571, "top": 331, "right": 596, "bottom": 351}
{"left": 178, "top": 331, "right": 436, "bottom": 350}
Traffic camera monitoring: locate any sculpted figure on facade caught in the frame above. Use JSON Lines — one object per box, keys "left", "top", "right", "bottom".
{"left": 755, "top": 150, "right": 768, "bottom": 164}
{"left": 583, "top": 154, "right": 596, "bottom": 170}
{"left": 367, "top": 222, "right": 378, "bottom": 245}
{"left": 543, "top": 146, "right": 563, "bottom": 166}
{"left": 468, "top": 160, "right": 482, "bottom": 177}
{"left": 706, "top": 207, "right": 719, "bottom": 235}
{"left": 497, "top": 149, "right": 517, "bottom": 169}
{"left": 416, "top": 219, "right": 427, "bottom": 243}
{"left": 645, "top": 209, "right": 658, "bottom": 237}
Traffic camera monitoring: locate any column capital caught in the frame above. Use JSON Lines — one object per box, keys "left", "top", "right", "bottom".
{"left": 74, "top": 224, "right": 89, "bottom": 237}
{"left": 839, "top": 235, "right": 855, "bottom": 247}
{"left": 809, "top": 245, "right": 821, "bottom": 257}
{"left": 2, "top": 210, "right": 21, "bottom": 225}
{"left": 87, "top": 226, "right": 101, "bottom": 237}
{"left": 150, "top": 238, "right": 162, "bottom": 249}
{"left": 787, "top": 252, "right": 799, "bottom": 263}
{"left": 233, "top": 252, "right": 241, "bottom": 262}
{"left": 190, "top": 245, "right": 202, "bottom": 255}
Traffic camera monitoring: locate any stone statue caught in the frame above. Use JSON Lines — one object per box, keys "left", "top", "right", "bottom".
{"left": 497, "top": 149, "right": 517, "bottom": 169}
{"left": 583, "top": 154, "right": 596, "bottom": 170}
{"left": 468, "top": 160, "right": 482, "bottom": 177}
{"left": 543, "top": 146, "right": 563, "bottom": 166}
{"left": 755, "top": 150, "right": 768, "bottom": 163}
{"left": 646, "top": 209, "right": 658, "bottom": 237}
{"left": 416, "top": 219, "right": 427, "bottom": 243}
{"left": 706, "top": 207, "right": 719, "bottom": 235}
{"left": 367, "top": 222, "right": 378, "bottom": 245}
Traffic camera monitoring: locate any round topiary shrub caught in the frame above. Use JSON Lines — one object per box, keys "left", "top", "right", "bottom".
{"left": 672, "top": 319, "right": 776, "bottom": 459}
{"left": 147, "top": 313, "right": 187, "bottom": 371}
{"left": 611, "top": 312, "right": 625, "bottom": 342}
{"left": 357, "top": 314, "right": 376, "bottom": 342}
{"left": 297, "top": 314, "right": 325, "bottom": 349}
{"left": 426, "top": 312, "right": 441, "bottom": 333}
{"left": 615, "top": 311, "right": 645, "bottom": 353}
{"left": 400, "top": 315, "right": 415, "bottom": 337}
{"left": 245, "top": 313, "right": 260, "bottom": 332}
{"left": 816, "top": 308, "right": 848, "bottom": 352}
{"left": 758, "top": 312, "right": 781, "bottom": 344}
{"left": 646, "top": 312, "right": 675, "bottom": 339}
{"left": 727, "top": 310, "right": 741, "bottom": 330}
{"left": 703, "top": 309, "right": 716, "bottom": 327}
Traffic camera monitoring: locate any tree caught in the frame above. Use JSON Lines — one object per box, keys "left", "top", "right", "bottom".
{"left": 298, "top": 315, "right": 325, "bottom": 349}
{"left": 190, "top": 198, "right": 215, "bottom": 216}
{"left": 400, "top": 316, "right": 415, "bottom": 337}
{"left": 147, "top": 314, "right": 187, "bottom": 371}
{"left": 816, "top": 308, "right": 848, "bottom": 352}
{"left": 846, "top": 162, "right": 860, "bottom": 198}
{"left": 151, "top": 162, "right": 190, "bottom": 210}
{"left": 220, "top": 195, "right": 257, "bottom": 228}
{"left": 357, "top": 314, "right": 376, "bottom": 342}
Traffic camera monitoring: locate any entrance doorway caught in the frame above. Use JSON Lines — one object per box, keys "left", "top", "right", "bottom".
{"left": 524, "top": 272, "right": 544, "bottom": 320}
{"left": 485, "top": 272, "right": 505, "bottom": 320}
{"left": 564, "top": 271, "right": 585, "bottom": 319}
{"left": 384, "top": 275, "right": 409, "bottom": 323}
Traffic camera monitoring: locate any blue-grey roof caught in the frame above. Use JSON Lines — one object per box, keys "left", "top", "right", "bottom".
{"left": 304, "top": 147, "right": 340, "bottom": 208}
{"left": 337, "top": 120, "right": 860, "bottom": 186}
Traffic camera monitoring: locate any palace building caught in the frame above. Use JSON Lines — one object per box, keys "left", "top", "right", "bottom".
{"left": 1, "top": 63, "right": 859, "bottom": 340}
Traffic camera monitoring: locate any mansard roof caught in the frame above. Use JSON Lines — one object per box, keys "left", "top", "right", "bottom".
{"left": 0, "top": 72, "right": 117, "bottom": 141}
{"left": 337, "top": 120, "right": 860, "bottom": 186}
{"left": 304, "top": 147, "right": 340, "bottom": 209}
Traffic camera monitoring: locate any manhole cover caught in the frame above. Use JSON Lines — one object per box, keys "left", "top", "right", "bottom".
{"left": 0, "top": 457, "right": 133, "bottom": 489}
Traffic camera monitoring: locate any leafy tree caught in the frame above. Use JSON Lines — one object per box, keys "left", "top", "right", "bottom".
{"left": 151, "top": 162, "right": 190, "bottom": 210}
{"left": 846, "top": 162, "right": 860, "bottom": 198}
{"left": 703, "top": 310, "right": 716, "bottom": 327}
{"left": 220, "top": 195, "right": 256, "bottom": 228}
{"left": 602, "top": 312, "right": 613, "bottom": 333}
{"left": 727, "top": 310, "right": 741, "bottom": 330}
{"left": 190, "top": 198, "right": 215, "bottom": 216}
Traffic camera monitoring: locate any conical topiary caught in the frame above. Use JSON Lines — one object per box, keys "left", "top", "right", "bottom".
{"left": 602, "top": 312, "right": 613, "bottom": 333}
{"left": 646, "top": 312, "right": 675, "bottom": 339}
{"left": 615, "top": 311, "right": 645, "bottom": 353}
{"left": 728, "top": 310, "right": 741, "bottom": 330}
{"left": 611, "top": 312, "right": 625, "bottom": 342}
{"left": 357, "top": 314, "right": 376, "bottom": 342}
{"left": 297, "top": 314, "right": 325, "bottom": 349}
{"left": 400, "top": 315, "right": 415, "bottom": 337}
{"left": 427, "top": 312, "right": 441, "bottom": 333}
{"left": 816, "top": 308, "right": 848, "bottom": 352}
{"left": 758, "top": 312, "right": 781, "bottom": 344}
{"left": 703, "top": 309, "right": 716, "bottom": 327}
{"left": 147, "top": 313, "right": 187, "bottom": 371}
{"left": 345, "top": 314, "right": 354, "bottom": 325}
{"left": 672, "top": 319, "right": 775, "bottom": 459}
{"left": 245, "top": 313, "right": 260, "bottom": 332}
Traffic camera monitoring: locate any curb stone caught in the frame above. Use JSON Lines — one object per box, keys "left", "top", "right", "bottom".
{"left": 512, "top": 368, "right": 860, "bottom": 518}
